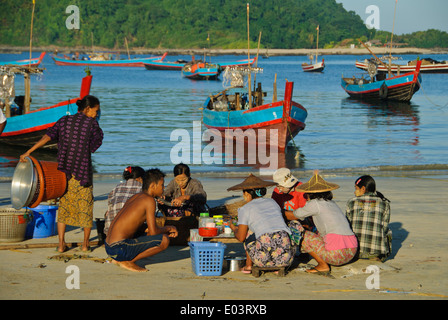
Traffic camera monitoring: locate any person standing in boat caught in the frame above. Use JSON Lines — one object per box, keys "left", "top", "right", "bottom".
{"left": 20, "top": 95, "right": 103, "bottom": 253}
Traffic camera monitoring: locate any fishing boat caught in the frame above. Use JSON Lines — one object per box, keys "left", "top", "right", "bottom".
{"left": 341, "top": 60, "right": 422, "bottom": 102}
{"left": 143, "top": 58, "right": 189, "bottom": 71}
{"left": 0, "top": 52, "right": 46, "bottom": 67}
{"left": 203, "top": 73, "right": 307, "bottom": 151}
{"left": 181, "top": 60, "right": 222, "bottom": 80}
{"left": 301, "top": 25, "right": 325, "bottom": 72}
{"left": 0, "top": 66, "right": 93, "bottom": 149}
{"left": 52, "top": 52, "right": 167, "bottom": 67}
{"left": 356, "top": 57, "right": 448, "bottom": 74}
{"left": 143, "top": 56, "right": 256, "bottom": 71}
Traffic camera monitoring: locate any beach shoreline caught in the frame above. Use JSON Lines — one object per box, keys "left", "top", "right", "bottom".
{"left": 1, "top": 45, "right": 447, "bottom": 56}
{"left": 1, "top": 167, "right": 447, "bottom": 301}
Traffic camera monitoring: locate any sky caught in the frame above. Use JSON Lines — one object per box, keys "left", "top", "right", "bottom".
{"left": 335, "top": 0, "right": 448, "bottom": 35}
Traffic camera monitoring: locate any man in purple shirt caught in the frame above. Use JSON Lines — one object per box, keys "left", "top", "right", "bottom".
{"left": 20, "top": 95, "right": 103, "bottom": 252}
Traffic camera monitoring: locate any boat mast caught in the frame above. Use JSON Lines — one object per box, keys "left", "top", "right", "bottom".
{"left": 247, "top": 3, "right": 252, "bottom": 108}
{"left": 315, "top": 25, "right": 319, "bottom": 64}
{"left": 24, "top": 0, "right": 36, "bottom": 114}
{"left": 388, "top": 0, "right": 398, "bottom": 77}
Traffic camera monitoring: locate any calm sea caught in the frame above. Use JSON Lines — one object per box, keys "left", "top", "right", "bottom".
{"left": 1, "top": 52, "right": 448, "bottom": 178}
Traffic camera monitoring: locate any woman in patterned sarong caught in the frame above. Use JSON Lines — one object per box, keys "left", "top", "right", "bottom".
{"left": 227, "top": 174, "right": 296, "bottom": 273}
{"left": 20, "top": 95, "right": 103, "bottom": 252}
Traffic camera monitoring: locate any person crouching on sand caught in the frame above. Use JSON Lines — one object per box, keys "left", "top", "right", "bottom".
{"left": 105, "top": 169, "right": 178, "bottom": 272}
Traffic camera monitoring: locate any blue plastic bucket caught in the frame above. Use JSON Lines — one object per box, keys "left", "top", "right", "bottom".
{"left": 25, "top": 205, "right": 58, "bottom": 239}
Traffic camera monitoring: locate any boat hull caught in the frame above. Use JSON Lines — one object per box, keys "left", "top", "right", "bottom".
{"left": 0, "top": 52, "right": 46, "bottom": 67}
{"left": 341, "top": 64, "right": 421, "bottom": 102}
{"left": 143, "top": 61, "right": 185, "bottom": 70}
{"left": 302, "top": 60, "right": 325, "bottom": 72}
{"left": 52, "top": 54, "right": 165, "bottom": 67}
{"left": 202, "top": 82, "right": 307, "bottom": 151}
{"left": 0, "top": 75, "right": 92, "bottom": 149}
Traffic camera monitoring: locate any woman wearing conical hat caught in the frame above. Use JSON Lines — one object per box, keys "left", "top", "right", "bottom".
{"left": 292, "top": 171, "right": 358, "bottom": 275}
{"left": 227, "top": 174, "right": 296, "bottom": 273}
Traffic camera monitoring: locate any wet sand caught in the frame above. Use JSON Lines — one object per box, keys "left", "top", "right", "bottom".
{"left": 1, "top": 169, "right": 447, "bottom": 302}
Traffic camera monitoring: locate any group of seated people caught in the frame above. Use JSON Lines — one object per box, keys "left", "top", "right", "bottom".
{"left": 103, "top": 164, "right": 392, "bottom": 274}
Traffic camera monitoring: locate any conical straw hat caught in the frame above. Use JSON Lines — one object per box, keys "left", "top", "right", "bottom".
{"left": 296, "top": 170, "right": 339, "bottom": 193}
{"left": 227, "top": 174, "right": 277, "bottom": 191}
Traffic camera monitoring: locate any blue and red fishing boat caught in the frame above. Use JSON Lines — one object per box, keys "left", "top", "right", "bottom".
{"left": 0, "top": 69, "right": 93, "bottom": 150}
{"left": 0, "top": 52, "right": 46, "bottom": 67}
{"left": 341, "top": 60, "right": 422, "bottom": 102}
{"left": 182, "top": 60, "right": 222, "bottom": 80}
{"left": 52, "top": 52, "right": 166, "bottom": 67}
{"left": 203, "top": 81, "right": 307, "bottom": 151}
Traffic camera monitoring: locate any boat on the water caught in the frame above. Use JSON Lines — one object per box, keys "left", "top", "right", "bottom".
{"left": 301, "top": 25, "right": 325, "bottom": 73}
{"left": 341, "top": 60, "right": 422, "bottom": 102}
{"left": 181, "top": 60, "right": 222, "bottom": 80}
{"left": 203, "top": 73, "right": 307, "bottom": 151}
{"left": 0, "top": 52, "right": 46, "bottom": 67}
{"left": 356, "top": 57, "right": 448, "bottom": 74}
{"left": 52, "top": 52, "right": 166, "bottom": 67}
{"left": 0, "top": 66, "right": 93, "bottom": 149}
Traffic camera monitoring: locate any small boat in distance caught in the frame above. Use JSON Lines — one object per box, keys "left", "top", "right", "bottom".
{"left": 356, "top": 57, "right": 448, "bottom": 74}
{"left": 181, "top": 60, "right": 222, "bottom": 80}
{"left": 52, "top": 52, "right": 167, "bottom": 67}
{"left": 0, "top": 52, "right": 46, "bottom": 67}
{"left": 301, "top": 25, "right": 325, "bottom": 72}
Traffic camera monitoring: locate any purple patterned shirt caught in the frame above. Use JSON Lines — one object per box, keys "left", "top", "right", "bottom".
{"left": 46, "top": 112, "right": 103, "bottom": 186}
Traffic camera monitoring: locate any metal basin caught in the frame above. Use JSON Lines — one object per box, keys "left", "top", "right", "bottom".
{"left": 10, "top": 157, "right": 38, "bottom": 209}
{"left": 225, "top": 256, "right": 246, "bottom": 272}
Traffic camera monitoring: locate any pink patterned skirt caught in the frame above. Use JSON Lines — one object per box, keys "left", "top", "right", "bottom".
{"left": 301, "top": 231, "right": 357, "bottom": 266}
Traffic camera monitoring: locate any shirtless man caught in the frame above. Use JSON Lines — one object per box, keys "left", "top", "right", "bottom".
{"left": 105, "top": 168, "right": 178, "bottom": 272}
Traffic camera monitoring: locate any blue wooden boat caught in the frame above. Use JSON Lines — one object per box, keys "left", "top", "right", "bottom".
{"left": 52, "top": 52, "right": 166, "bottom": 67}
{"left": 203, "top": 81, "right": 307, "bottom": 151}
{"left": 341, "top": 60, "right": 422, "bottom": 102}
{"left": 0, "top": 71, "right": 93, "bottom": 149}
{"left": 0, "top": 52, "right": 46, "bottom": 67}
{"left": 182, "top": 60, "right": 222, "bottom": 80}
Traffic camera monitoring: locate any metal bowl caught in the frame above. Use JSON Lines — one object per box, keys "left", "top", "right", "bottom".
{"left": 225, "top": 256, "right": 246, "bottom": 272}
{"left": 10, "top": 157, "right": 38, "bottom": 209}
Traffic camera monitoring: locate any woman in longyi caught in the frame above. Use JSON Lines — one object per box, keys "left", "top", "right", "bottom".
{"left": 227, "top": 174, "right": 296, "bottom": 273}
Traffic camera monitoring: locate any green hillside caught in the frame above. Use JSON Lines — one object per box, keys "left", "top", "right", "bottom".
{"left": 0, "top": 0, "right": 372, "bottom": 49}
{"left": 1, "top": 0, "right": 447, "bottom": 50}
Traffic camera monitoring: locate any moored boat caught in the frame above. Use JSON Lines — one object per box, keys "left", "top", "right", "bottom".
{"left": 356, "top": 57, "right": 448, "bottom": 74}
{"left": 144, "top": 56, "right": 256, "bottom": 71}
{"left": 181, "top": 60, "right": 222, "bottom": 80}
{"left": 52, "top": 52, "right": 166, "bottom": 67}
{"left": 302, "top": 59, "right": 325, "bottom": 72}
{"left": 203, "top": 79, "right": 307, "bottom": 151}
{"left": 341, "top": 60, "right": 422, "bottom": 102}
{"left": 0, "top": 52, "right": 46, "bottom": 67}
{"left": 0, "top": 67, "right": 93, "bottom": 149}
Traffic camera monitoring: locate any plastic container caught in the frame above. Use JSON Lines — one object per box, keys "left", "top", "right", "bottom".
{"left": 199, "top": 212, "right": 209, "bottom": 228}
{"left": 25, "top": 205, "right": 58, "bottom": 239}
{"left": 189, "top": 241, "right": 226, "bottom": 276}
{"left": 198, "top": 227, "right": 218, "bottom": 237}
{"left": 0, "top": 208, "right": 32, "bottom": 242}
{"left": 213, "top": 215, "right": 224, "bottom": 234}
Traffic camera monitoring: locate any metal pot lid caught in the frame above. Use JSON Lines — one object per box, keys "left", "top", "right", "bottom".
{"left": 10, "top": 156, "right": 38, "bottom": 209}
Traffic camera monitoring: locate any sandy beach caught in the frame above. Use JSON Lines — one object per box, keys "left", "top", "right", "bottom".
{"left": 1, "top": 167, "right": 447, "bottom": 303}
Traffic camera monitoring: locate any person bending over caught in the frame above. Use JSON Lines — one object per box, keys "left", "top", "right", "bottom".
{"left": 105, "top": 169, "right": 178, "bottom": 272}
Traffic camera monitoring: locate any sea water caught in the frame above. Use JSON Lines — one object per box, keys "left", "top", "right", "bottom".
{"left": 1, "top": 52, "right": 447, "bottom": 178}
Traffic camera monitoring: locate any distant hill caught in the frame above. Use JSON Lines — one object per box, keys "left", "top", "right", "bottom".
{"left": 0, "top": 0, "right": 371, "bottom": 49}
{"left": 1, "top": 0, "right": 446, "bottom": 50}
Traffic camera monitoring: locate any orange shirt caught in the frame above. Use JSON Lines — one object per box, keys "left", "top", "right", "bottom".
{"left": 271, "top": 182, "right": 307, "bottom": 211}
